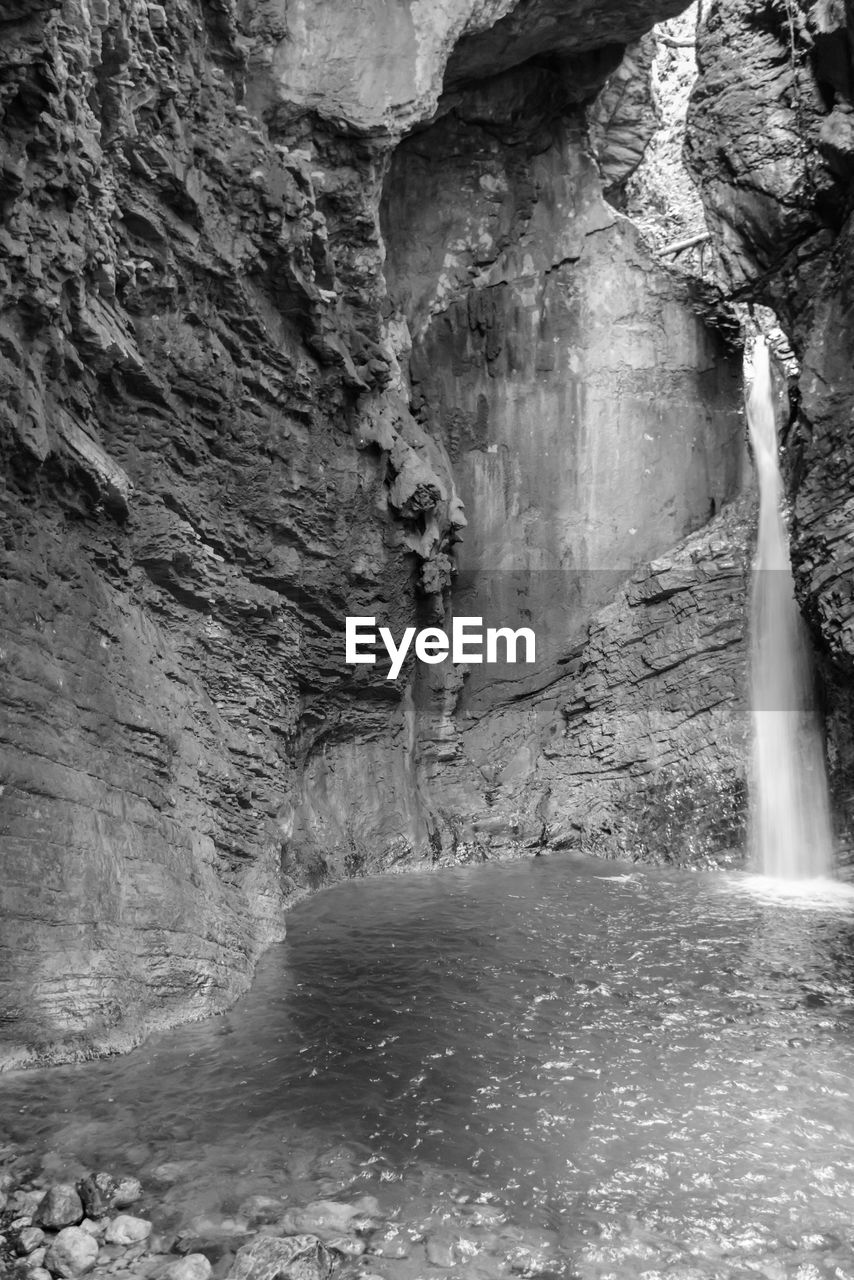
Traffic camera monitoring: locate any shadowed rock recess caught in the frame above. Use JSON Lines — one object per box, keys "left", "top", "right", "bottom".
{"left": 1, "top": 0, "right": 753, "bottom": 1066}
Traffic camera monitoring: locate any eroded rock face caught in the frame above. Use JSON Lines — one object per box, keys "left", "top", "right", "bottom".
{"left": 587, "top": 34, "right": 660, "bottom": 198}
{"left": 375, "top": 59, "right": 748, "bottom": 860}
{"left": 685, "top": 0, "right": 854, "bottom": 842}
{"left": 1, "top": 0, "right": 751, "bottom": 1065}
{"left": 420, "top": 499, "right": 752, "bottom": 863}
{"left": 0, "top": 0, "right": 461, "bottom": 1066}
{"left": 685, "top": 0, "right": 837, "bottom": 297}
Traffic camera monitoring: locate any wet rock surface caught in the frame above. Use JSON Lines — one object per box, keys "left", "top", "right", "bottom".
{"left": 228, "top": 1235, "right": 333, "bottom": 1280}
{"left": 0, "top": 0, "right": 758, "bottom": 1066}
{"left": 420, "top": 497, "right": 753, "bottom": 864}
{"left": 0, "top": 1156, "right": 544, "bottom": 1280}
{"left": 685, "top": 0, "right": 854, "bottom": 848}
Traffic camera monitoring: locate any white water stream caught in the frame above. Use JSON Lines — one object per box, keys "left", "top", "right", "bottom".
{"left": 747, "top": 337, "right": 834, "bottom": 879}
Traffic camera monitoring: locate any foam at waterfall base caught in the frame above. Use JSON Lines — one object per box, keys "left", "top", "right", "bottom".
{"left": 722, "top": 870, "right": 854, "bottom": 910}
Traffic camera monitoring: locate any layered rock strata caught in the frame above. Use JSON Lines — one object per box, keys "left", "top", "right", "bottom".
{"left": 405, "top": 496, "right": 752, "bottom": 867}
{"left": 375, "top": 56, "right": 748, "bottom": 863}
{"left": 1, "top": 0, "right": 750, "bottom": 1065}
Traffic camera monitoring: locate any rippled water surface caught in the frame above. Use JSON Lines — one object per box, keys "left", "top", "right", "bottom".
{"left": 5, "top": 855, "right": 854, "bottom": 1278}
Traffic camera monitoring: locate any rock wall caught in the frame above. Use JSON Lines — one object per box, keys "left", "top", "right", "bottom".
{"left": 685, "top": 0, "right": 854, "bottom": 844}
{"left": 417, "top": 499, "right": 752, "bottom": 865}
{"left": 0, "top": 0, "right": 464, "bottom": 1067}
{"left": 0, "top": 0, "right": 751, "bottom": 1066}
{"left": 375, "top": 58, "right": 749, "bottom": 861}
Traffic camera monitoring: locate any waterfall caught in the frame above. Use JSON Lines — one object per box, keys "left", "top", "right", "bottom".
{"left": 747, "top": 337, "right": 834, "bottom": 879}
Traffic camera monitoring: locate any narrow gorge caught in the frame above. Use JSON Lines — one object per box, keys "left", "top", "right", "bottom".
{"left": 6, "top": 2, "right": 854, "bottom": 1279}
{"left": 0, "top": 0, "right": 853, "bottom": 1076}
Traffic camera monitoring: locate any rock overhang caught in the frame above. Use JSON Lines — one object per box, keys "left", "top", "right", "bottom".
{"left": 244, "top": 0, "right": 695, "bottom": 136}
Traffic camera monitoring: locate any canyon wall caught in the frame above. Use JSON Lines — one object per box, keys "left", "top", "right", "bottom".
{"left": 378, "top": 63, "right": 749, "bottom": 862}
{"left": 685, "top": 0, "right": 854, "bottom": 847}
{"left": 0, "top": 0, "right": 750, "bottom": 1066}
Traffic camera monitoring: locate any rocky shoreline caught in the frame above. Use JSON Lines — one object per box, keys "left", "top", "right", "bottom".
{"left": 0, "top": 1152, "right": 563, "bottom": 1280}
{"left": 0, "top": 1162, "right": 403, "bottom": 1280}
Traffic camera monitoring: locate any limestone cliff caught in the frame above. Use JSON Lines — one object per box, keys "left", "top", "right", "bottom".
{"left": 1, "top": 0, "right": 750, "bottom": 1067}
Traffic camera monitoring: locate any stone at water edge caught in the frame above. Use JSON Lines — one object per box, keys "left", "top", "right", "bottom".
{"left": 77, "top": 1173, "right": 114, "bottom": 1218}
{"left": 173, "top": 1234, "right": 248, "bottom": 1264}
{"left": 236, "top": 1196, "right": 285, "bottom": 1227}
{"left": 112, "top": 1176, "right": 143, "bottom": 1208}
{"left": 15, "top": 1189, "right": 46, "bottom": 1219}
{"left": 324, "top": 1235, "right": 366, "bottom": 1257}
{"left": 44, "top": 1225, "right": 100, "bottom": 1277}
{"left": 16, "top": 1224, "right": 45, "bottom": 1254}
{"left": 227, "top": 1234, "right": 334, "bottom": 1280}
{"left": 79, "top": 1217, "right": 106, "bottom": 1238}
{"left": 105, "top": 1214, "right": 152, "bottom": 1244}
{"left": 148, "top": 1229, "right": 176, "bottom": 1254}
{"left": 363, "top": 1223, "right": 411, "bottom": 1259}
{"left": 35, "top": 1184, "right": 85, "bottom": 1230}
{"left": 161, "top": 1254, "right": 213, "bottom": 1280}
{"left": 279, "top": 1197, "right": 381, "bottom": 1239}
{"left": 181, "top": 1214, "right": 249, "bottom": 1239}
{"left": 425, "top": 1236, "right": 456, "bottom": 1268}
{"left": 123, "top": 1144, "right": 152, "bottom": 1167}
{"left": 28, "top": 1270, "right": 52, "bottom": 1280}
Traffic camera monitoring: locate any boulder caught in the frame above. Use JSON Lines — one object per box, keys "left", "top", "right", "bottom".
{"left": 14, "top": 1190, "right": 45, "bottom": 1219}
{"left": 44, "top": 1226, "right": 99, "bottom": 1278}
{"left": 16, "top": 1225, "right": 45, "bottom": 1254}
{"left": 227, "top": 1235, "right": 333, "bottom": 1280}
{"left": 35, "top": 1184, "right": 84, "bottom": 1230}
{"left": 161, "top": 1255, "right": 213, "bottom": 1280}
{"left": 104, "top": 1214, "right": 152, "bottom": 1245}
{"left": 112, "top": 1176, "right": 143, "bottom": 1208}
{"left": 279, "top": 1197, "right": 380, "bottom": 1239}
{"left": 77, "top": 1173, "right": 114, "bottom": 1218}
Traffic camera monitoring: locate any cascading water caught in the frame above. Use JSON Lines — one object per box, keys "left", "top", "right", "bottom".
{"left": 747, "top": 336, "right": 834, "bottom": 879}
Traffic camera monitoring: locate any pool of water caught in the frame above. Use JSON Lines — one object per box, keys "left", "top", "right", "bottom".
{"left": 5, "top": 854, "right": 854, "bottom": 1279}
